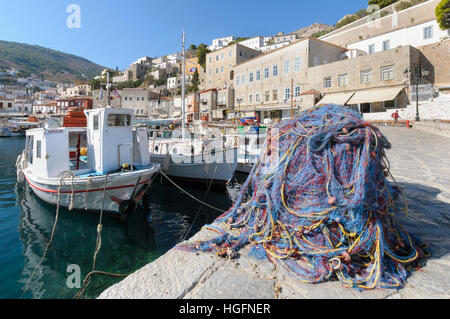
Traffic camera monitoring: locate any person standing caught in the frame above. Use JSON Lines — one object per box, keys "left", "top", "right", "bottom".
{"left": 391, "top": 110, "right": 400, "bottom": 126}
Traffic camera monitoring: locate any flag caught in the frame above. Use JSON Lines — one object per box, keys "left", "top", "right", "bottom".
{"left": 157, "top": 90, "right": 161, "bottom": 106}
{"left": 100, "top": 87, "right": 103, "bottom": 99}
{"left": 115, "top": 88, "right": 120, "bottom": 98}
{"left": 189, "top": 67, "right": 197, "bottom": 73}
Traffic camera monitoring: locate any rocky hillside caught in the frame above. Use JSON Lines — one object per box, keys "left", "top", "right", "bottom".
{"left": 0, "top": 40, "right": 105, "bottom": 83}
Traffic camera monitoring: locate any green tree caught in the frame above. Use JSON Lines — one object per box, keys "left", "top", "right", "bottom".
{"left": 196, "top": 43, "right": 211, "bottom": 71}
{"left": 89, "top": 78, "right": 104, "bottom": 90}
{"left": 436, "top": 0, "right": 450, "bottom": 30}
{"left": 191, "top": 70, "right": 199, "bottom": 92}
{"left": 189, "top": 44, "right": 197, "bottom": 51}
{"left": 368, "top": 0, "right": 399, "bottom": 9}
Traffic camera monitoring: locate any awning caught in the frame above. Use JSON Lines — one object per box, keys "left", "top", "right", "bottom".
{"left": 347, "top": 87, "right": 404, "bottom": 105}
{"left": 317, "top": 92, "right": 355, "bottom": 105}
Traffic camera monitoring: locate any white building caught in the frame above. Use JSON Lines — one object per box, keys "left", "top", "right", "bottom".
{"left": 167, "top": 75, "right": 193, "bottom": 89}
{"left": 347, "top": 19, "right": 449, "bottom": 54}
{"left": 239, "top": 36, "right": 265, "bottom": 51}
{"left": 261, "top": 41, "right": 291, "bottom": 53}
{"left": 14, "top": 98, "right": 34, "bottom": 114}
{"left": 133, "top": 56, "right": 153, "bottom": 65}
{"left": 209, "top": 36, "right": 236, "bottom": 51}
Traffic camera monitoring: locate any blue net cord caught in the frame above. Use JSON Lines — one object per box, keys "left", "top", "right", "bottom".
{"left": 176, "top": 104, "right": 428, "bottom": 290}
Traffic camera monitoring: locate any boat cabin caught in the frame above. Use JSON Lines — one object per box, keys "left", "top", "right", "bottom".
{"left": 24, "top": 107, "right": 151, "bottom": 178}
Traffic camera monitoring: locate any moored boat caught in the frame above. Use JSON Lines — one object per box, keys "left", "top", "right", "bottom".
{"left": 16, "top": 107, "right": 160, "bottom": 216}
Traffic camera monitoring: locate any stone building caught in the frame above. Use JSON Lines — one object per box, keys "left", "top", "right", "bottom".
{"left": 232, "top": 37, "right": 427, "bottom": 122}
{"left": 205, "top": 43, "right": 262, "bottom": 90}
{"left": 92, "top": 88, "right": 159, "bottom": 116}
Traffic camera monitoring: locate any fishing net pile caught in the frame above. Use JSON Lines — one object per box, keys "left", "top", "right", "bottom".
{"left": 177, "top": 104, "right": 428, "bottom": 290}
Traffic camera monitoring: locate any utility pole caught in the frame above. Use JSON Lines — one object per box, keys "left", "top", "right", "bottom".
{"left": 415, "top": 56, "right": 421, "bottom": 122}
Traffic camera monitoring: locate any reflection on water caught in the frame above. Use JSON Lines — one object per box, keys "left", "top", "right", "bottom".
{"left": 0, "top": 136, "right": 242, "bottom": 299}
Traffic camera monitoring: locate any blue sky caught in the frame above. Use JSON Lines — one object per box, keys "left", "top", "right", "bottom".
{"left": 0, "top": 0, "right": 370, "bottom": 70}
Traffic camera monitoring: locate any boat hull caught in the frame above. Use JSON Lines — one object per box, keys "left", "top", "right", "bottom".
{"left": 150, "top": 149, "right": 238, "bottom": 188}
{"left": 22, "top": 166, "right": 159, "bottom": 214}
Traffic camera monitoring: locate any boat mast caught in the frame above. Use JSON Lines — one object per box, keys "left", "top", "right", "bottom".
{"left": 106, "top": 72, "right": 111, "bottom": 106}
{"left": 182, "top": 30, "right": 186, "bottom": 140}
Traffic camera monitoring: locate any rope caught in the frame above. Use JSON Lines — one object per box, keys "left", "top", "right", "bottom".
{"left": 74, "top": 174, "right": 130, "bottom": 299}
{"left": 159, "top": 170, "right": 226, "bottom": 213}
{"left": 176, "top": 104, "right": 429, "bottom": 290}
{"left": 181, "top": 165, "right": 218, "bottom": 241}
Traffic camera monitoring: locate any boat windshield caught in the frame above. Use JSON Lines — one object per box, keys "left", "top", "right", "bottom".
{"left": 107, "top": 114, "right": 131, "bottom": 127}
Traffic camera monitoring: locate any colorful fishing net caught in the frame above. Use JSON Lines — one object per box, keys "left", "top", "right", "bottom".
{"left": 177, "top": 104, "right": 428, "bottom": 289}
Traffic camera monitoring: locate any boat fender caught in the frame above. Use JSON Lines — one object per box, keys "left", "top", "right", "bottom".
{"left": 119, "top": 200, "right": 136, "bottom": 215}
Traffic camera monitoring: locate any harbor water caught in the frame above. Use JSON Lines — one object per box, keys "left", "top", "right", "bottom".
{"left": 0, "top": 137, "right": 243, "bottom": 299}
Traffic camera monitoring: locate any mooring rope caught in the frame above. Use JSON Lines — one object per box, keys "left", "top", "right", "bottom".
{"left": 159, "top": 170, "right": 226, "bottom": 213}
{"left": 74, "top": 174, "right": 129, "bottom": 299}
{"left": 181, "top": 165, "right": 218, "bottom": 241}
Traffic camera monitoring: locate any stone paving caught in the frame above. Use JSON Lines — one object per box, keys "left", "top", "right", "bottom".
{"left": 99, "top": 127, "right": 450, "bottom": 299}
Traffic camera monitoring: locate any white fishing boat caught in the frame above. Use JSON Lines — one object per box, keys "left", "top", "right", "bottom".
{"left": 235, "top": 126, "right": 267, "bottom": 174}
{"left": 149, "top": 127, "right": 238, "bottom": 187}
{"left": 16, "top": 107, "right": 160, "bottom": 216}
{"left": 148, "top": 31, "right": 237, "bottom": 188}
{"left": 0, "top": 124, "right": 12, "bottom": 137}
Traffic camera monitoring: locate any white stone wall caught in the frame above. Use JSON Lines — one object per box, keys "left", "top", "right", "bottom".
{"left": 347, "top": 20, "right": 449, "bottom": 54}
{"left": 363, "top": 93, "right": 450, "bottom": 121}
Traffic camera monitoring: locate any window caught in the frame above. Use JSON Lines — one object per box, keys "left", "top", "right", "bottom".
{"left": 236, "top": 75, "right": 240, "bottom": 86}
{"left": 137, "top": 97, "right": 140, "bottom": 101}
{"left": 382, "top": 40, "right": 390, "bottom": 51}
{"left": 229, "top": 50, "right": 232, "bottom": 57}
{"left": 368, "top": 44, "right": 375, "bottom": 54}
{"left": 249, "top": 72, "right": 254, "bottom": 82}
{"left": 284, "top": 60, "right": 291, "bottom": 73}
{"left": 338, "top": 74, "right": 348, "bottom": 87}
{"left": 209, "top": 57, "right": 212, "bottom": 63}
{"left": 92, "top": 114, "right": 99, "bottom": 131}
{"left": 216, "top": 68, "right": 218, "bottom": 74}
{"left": 256, "top": 70, "right": 261, "bottom": 81}
{"left": 255, "top": 94, "right": 260, "bottom": 102}
{"left": 381, "top": 65, "right": 394, "bottom": 81}
{"left": 294, "top": 86, "right": 301, "bottom": 97}
{"left": 265, "top": 91, "right": 270, "bottom": 101}
{"left": 249, "top": 95, "right": 253, "bottom": 103}
{"left": 124, "top": 96, "right": 128, "bottom": 101}
{"left": 216, "top": 55, "right": 219, "bottom": 61}
{"left": 273, "top": 65, "right": 278, "bottom": 77}
{"left": 323, "top": 77, "right": 332, "bottom": 88}
{"left": 361, "top": 69, "right": 372, "bottom": 84}
{"left": 313, "top": 56, "right": 320, "bottom": 66}
{"left": 241, "top": 74, "right": 245, "bottom": 84}
{"left": 273, "top": 90, "right": 278, "bottom": 101}
{"left": 221, "top": 53, "right": 224, "bottom": 60}
{"left": 36, "top": 140, "right": 41, "bottom": 159}
{"left": 239, "top": 51, "right": 243, "bottom": 57}
{"left": 264, "top": 67, "right": 269, "bottom": 79}
{"left": 107, "top": 114, "right": 131, "bottom": 127}
{"left": 221, "top": 66, "right": 224, "bottom": 72}
{"left": 285, "top": 88, "right": 291, "bottom": 100}
{"left": 424, "top": 26, "right": 433, "bottom": 40}
{"left": 294, "top": 57, "right": 302, "bottom": 72}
